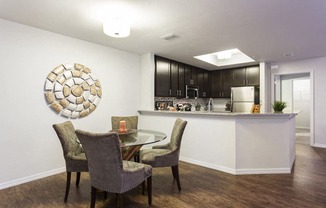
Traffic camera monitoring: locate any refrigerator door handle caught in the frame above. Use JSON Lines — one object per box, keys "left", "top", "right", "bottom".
{"left": 230, "top": 90, "right": 233, "bottom": 112}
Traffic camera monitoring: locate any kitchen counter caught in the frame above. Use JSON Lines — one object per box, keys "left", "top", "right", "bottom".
{"left": 138, "top": 109, "right": 296, "bottom": 175}
{"left": 139, "top": 110, "right": 297, "bottom": 118}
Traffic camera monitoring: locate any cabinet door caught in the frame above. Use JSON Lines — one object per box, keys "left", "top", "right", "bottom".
{"left": 246, "top": 66, "right": 260, "bottom": 86}
{"left": 178, "top": 63, "right": 185, "bottom": 97}
{"left": 184, "top": 65, "right": 192, "bottom": 85}
{"left": 170, "top": 61, "right": 179, "bottom": 97}
{"left": 233, "top": 68, "right": 246, "bottom": 87}
{"left": 191, "top": 67, "right": 198, "bottom": 85}
{"left": 155, "top": 56, "right": 170, "bottom": 97}
{"left": 211, "top": 71, "right": 223, "bottom": 98}
{"left": 197, "top": 69, "right": 204, "bottom": 97}
{"left": 203, "top": 70, "right": 211, "bottom": 98}
{"left": 222, "top": 70, "right": 233, "bottom": 98}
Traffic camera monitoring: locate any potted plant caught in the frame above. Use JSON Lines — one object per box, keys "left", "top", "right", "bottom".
{"left": 272, "top": 101, "right": 287, "bottom": 113}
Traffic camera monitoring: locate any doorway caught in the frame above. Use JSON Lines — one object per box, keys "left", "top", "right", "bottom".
{"left": 273, "top": 72, "right": 313, "bottom": 146}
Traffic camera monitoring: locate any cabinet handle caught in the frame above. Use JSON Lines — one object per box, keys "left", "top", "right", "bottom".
{"left": 169, "top": 89, "right": 172, "bottom": 96}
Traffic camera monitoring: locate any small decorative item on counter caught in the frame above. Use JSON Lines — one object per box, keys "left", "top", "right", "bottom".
{"left": 176, "top": 103, "right": 184, "bottom": 111}
{"left": 272, "top": 101, "right": 287, "bottom": 113}
{"left": 195, "top": 103, "right": 201, "bottom": 111}
{"left": 251, "top": 104, "right": 261, "bottom": 113}
{"left": 183, "top": 103, "right": 192, "bottom": 111}
{"left": 225, "top": 101, "right": 231, "bottom": 111}
{"left": 119, "top": 120, "right": 126, "bottom": 133}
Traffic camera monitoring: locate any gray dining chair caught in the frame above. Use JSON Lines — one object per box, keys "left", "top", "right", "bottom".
{"left": 111, "top": 116, "right": 138, "bottom": 130}
{"left": 140, "top": 118, "right": 187, "bottom": 191}
{"left": 75, "top": 129, "right": 152, "bottom": 208}
{"left": 52, "top": 121, "right": 88, "bottom": 202}
{"left": 111, "top": 116, "right": 139, "bottom": 161}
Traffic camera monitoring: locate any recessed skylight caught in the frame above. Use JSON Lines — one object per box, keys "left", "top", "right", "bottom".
{"left": 194, "top": 48, "right": 255, "bottom": 67}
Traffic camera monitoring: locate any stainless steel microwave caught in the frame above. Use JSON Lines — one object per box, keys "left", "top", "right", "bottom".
{"left": 186, "top": 85, "right": 199, "bottom": 99}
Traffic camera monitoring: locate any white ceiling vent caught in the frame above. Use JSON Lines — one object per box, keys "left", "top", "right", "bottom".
{"left": 160, "top": 33, "right": 177, "bottom": 40}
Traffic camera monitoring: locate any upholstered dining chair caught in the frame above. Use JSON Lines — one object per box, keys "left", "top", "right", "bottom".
{"left": 111, "top": 116, "right": 139, "bottom": 161}
{"left": 75, "top": 130, "right": 152, "bottom": 208}
{"left": 111, "top": 116, "right": 138, "bottom": 130}
{"left": 140, "top": 118, "right": 187, "bottom": 191}
{"left": 52, "top": 121, "right": 88, "bottom": 202}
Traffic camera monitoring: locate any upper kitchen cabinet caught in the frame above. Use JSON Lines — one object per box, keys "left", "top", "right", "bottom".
{"left": 230, "top": 65, "right": 260, "bottom": 87}
{"left": 232, "top": 67, "right": 246, "bottom": 87}
{"left": 170, "top": 61, "right": 185, "bottom": 97}
{"left": 246, "top": 66, "right": 260, "bottom": 86}
{"left": 185, "top": 65, "right": 198, "bottom": 85}
{"left": 197, "top": 68, "right": 211, "bottom": 98}
{"left": 155, "top": 55, "right": 185, "bottom": 97}
{"left": 155, "top": 56, "right": 170, "bottom": 97}
{"left": 211, "top": 70, "right": 225, "bottom": 98}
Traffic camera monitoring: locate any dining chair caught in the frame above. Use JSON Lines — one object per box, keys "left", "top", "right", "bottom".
{"left": 75, "top": 129, "right": 152, "bottom": 208}
{"left": 52, "top": 121, "right": 88, "bottom": 202}
{"left": 140, "top": 118, "right": 187, "bottom": 191}
{"left": 111, "top": 116, "right": 139, "bottom": 161}
{"left": 111, "top": 116, "right": 138, "bottom": 130}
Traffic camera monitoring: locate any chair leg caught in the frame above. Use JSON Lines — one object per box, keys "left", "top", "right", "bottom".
{"left": 147, "top": 176, "right": 152, "bottom": 205}
{"left": 172, "top": 165, "right": 181, "bottom": 191}
{"left": 76, "top": 172, "right": 81, "bottom": 186}
{"left": 64, "top": 172, "right": 71, "bottom": 202}
{"left": 142, "top": 181, "right": 146, "bottom": 195}
{"left": 90, "top": 186, "right": 97, "bottom": 208}
{"left": 171, "top": 166, "right": 176, "bottom": 178}
{"left": 117, "top": 193, "right": 123, "bottom": 208}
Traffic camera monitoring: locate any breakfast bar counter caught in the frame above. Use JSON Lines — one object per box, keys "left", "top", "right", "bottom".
{"left": 138, "top": 110, "right": 297, "bottom": 175}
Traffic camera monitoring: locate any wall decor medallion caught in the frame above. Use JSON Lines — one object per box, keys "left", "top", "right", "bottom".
{"left": 44, "top": 63, "right": 102, "bottom": 119}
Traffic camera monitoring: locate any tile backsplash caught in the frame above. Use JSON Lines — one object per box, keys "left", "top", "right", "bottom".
{"left": 155, "top": 97, "right": 231, "bottom": 111}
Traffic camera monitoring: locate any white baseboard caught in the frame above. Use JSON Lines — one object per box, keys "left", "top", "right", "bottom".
{"left": 180, "top": 156, "right": 236, "bottom": 175}
{"left": 0, "top": 167, "right": 65, "bottom": 190}
{"left": 180, "top": 156, "right": 293, "bottom": 175}
{"left": 313, "top": 143, "right": 326, "bottom": 148}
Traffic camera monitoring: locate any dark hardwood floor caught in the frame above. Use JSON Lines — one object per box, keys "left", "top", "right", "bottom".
{"left": 1, "top": 143, "right": 326, "bottom": 208}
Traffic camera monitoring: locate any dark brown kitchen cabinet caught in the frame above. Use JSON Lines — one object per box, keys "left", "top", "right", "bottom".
{"left": 246, "top": 66, "right": 260, "bottom": 86}
{"left": 232, "top": 67, "right": 246, "bottom": 87}
{"left": 185, "top": 65, "right": 198, "bottom": 85}
{"left": 211, "top": 70, "right": 232, "bottom": 98}
{"left": 170, "top": 61, "right": 185, "bottom": 97}
{"left": 198, "top": 69, "right": 211, "bottom": 98}
{"left": 155, "top": 56, "right": 185, "bottom": 97}
{"left": 211, "top": 70, "right": 222, "bottom": 98}
{"left": 222, "top": 70, "right": 233, "bottom": 97}
{"left": 155, "top": 56, "right": 170, "bottom": 97}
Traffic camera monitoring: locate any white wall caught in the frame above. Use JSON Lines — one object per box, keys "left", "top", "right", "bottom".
{"left": 272, "top": 57, "right": 326, "bottom": 147}
{"left": 0, "top": 19, "right": 141, "bottom": 189}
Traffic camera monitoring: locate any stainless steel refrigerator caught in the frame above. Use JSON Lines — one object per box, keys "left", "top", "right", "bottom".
{"left": 231, "top": 86, "right": 259, "bottom": 113}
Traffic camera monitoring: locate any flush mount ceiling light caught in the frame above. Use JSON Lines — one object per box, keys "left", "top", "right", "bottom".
{"left": 194, "top": 48, "right": 255, "bottom": 67}
{"left": 93, "top": 4, "right": 131, "bottom": 38}
{"left": 103, "top": 15, "right": 130, "bottom": 38}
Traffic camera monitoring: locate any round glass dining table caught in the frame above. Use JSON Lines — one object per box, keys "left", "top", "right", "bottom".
{"left": 110, "top": 129, "right": 167, "bottom": 160}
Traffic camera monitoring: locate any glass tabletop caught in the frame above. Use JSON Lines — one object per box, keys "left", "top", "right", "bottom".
{"left": 110, "top": 129, "right": 167, "bottom": 147}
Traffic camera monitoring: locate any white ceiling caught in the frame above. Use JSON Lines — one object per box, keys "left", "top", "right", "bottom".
{"left": 1, "top": 0, "right": 326, "bottom": 70}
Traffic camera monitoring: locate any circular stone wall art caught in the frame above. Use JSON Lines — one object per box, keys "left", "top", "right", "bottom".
{"left": 44, "top": 63, "right": 102, "bottom": 119}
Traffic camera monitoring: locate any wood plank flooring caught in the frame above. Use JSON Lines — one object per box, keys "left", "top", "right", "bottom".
{"left": 1, "top": 143, "right": 326, "bottom": 208}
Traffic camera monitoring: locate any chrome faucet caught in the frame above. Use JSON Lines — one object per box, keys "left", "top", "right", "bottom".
{"left": 208, "top": 98, "right": 214, "bottom": 111}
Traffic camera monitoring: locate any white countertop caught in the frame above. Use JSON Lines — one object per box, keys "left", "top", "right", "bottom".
{"left": 138, "top": 110, "right": 297, "bottom": 119}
